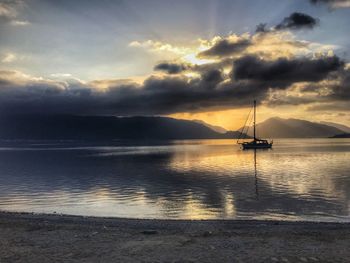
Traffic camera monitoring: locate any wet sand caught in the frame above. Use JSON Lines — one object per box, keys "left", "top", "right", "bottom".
{"left": 0, "top": 212, "right": 349, "bottom": 262}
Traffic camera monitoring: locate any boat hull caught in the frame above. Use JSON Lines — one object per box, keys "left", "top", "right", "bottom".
{"left": 242, "top": 144, "right": 272, "bottom": 149}
{"left": 241, "top": 139, "right": 273, "bottom": 149}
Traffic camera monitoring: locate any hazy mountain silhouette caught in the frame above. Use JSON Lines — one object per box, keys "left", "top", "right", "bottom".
{"left": 241, "top": 117, "right": 344, "bottom": 138}
{"left": 320, "top": 121, "right": 350, "bottom": 133}
{"left": 193, "top": 119, "right": 227, "bottom": 134}
{"left": 0, "top": 115, "right": 242, "bottom": 140}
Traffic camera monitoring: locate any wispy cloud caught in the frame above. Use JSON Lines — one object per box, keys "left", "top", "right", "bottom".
{"left": 1, "top": 53, "right": 16, "bottom": 63}
{"left": 310, "top": 0, "right": 350, "bottom": 9}
{"left": 129, "top": 40, "right": 191, "bottom": 55}
{"left": 50, "top": 73, "right": 73, "bottom": 78}
{"left": 10, "top": 19, "right": 30, "bottom": 26}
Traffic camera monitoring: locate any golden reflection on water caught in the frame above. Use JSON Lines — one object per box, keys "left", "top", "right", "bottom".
{"left": 169, "top": 141, "right": 250, "bottom": 173}
{"left": 168, "top": 139, "right": 350, "bottom": 220}
{"left": 0, "top": 139, "right": 350, "bottom": 220}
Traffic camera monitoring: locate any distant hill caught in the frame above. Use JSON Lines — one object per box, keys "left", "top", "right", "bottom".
{"left": 193, "top": 120, "right": 227, "bottom": 134}
{"left": 241, "top": 117, "right": 344, "bottom": 138}
{"left": 0, "top": 115, "right": 243, "bottom": 140}
{"left": 331, "top": 133, "right": 350, "bottom": 138}
{"left": 320, "top": 121, "right": 350, "bottom": 133}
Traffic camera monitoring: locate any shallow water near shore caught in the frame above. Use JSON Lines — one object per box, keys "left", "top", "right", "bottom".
{"left": 0, "top": 138, "right": 350, "bottom": 221}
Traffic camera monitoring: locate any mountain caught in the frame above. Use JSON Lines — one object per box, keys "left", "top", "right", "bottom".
{"left": 242, "top": 117, "right": 344, "bottom": 138}
{"left": 0, "top": 115, "right": 243, "bottom": 140}
{"left": 331, "top": 133, "right": 350, "bottom": 138}
{"left": 193, "top": 120, "right": 227, "bottom": 134}
{"left": 320, "top": 121, "right": 350, "bottom": 133}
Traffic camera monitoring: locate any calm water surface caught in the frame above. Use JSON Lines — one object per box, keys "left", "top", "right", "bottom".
{"left": 0, "top": 139, "right": 349, "bottom": 221}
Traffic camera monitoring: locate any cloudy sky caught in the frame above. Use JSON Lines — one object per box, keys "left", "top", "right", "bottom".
{"left": 1, "top": 0, "right": 350, "bottom": 129}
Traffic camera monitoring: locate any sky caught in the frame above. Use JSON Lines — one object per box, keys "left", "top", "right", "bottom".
{"left": 1, "top": 0, "right": 350, "bottom": 130}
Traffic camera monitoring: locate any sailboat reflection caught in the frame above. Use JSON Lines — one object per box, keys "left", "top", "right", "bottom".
{"left": 252, "top": 148, "right": 270, "bottom": 199}
{"left": 254, "top": 149, "right": 259, "bottom": 200}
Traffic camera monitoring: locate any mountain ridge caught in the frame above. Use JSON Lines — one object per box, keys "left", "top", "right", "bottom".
{"left": 192, "top": 119, "right": 227, "bottom": 134}
{"left": 1, "top": 115, "right": 347, "bottom": 140}
{"left": 320, "top": 121, "right": 350, "bottom": 133}
{"left": 0, "top": 115, "right": 241, "bottom": 140}
{"left": 240, "top": 117, "right": 344, "bottom": 138}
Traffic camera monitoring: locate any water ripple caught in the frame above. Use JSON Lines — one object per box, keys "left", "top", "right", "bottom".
{"left": 0, "top": 139, "right": 349, "bottom": 221}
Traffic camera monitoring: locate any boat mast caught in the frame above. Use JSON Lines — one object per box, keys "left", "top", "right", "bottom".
{"left": 253, "top": 100, "right": 256, "bottom": 141}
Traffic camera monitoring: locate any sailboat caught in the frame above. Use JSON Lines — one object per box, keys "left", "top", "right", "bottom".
{"left": 237, "top": 100, "right": 273, "bottom": 149}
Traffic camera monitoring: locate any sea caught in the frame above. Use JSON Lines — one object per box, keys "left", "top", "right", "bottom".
{"left": 0, "top": 138, "right": 349, "bottom": 222}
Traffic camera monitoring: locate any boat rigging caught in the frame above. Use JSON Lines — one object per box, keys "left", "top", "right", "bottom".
{"left": 237, "top": 100, "right": 273, "bottom": 149}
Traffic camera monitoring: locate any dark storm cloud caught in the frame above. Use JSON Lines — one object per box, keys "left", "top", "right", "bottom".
{"left": 197, "top": 38, "right": 251, "bottom": 58}
{"left": 302, "top": 67, "right": 350, "bottom": 108}
{"left": 0, "top": 55, "right": 347, "bottom": 116}
{"left": 275, "top": 12, "right": 319, "bottom": 30}
{"left": 0, "top": 70, "right": 271, "bottom": 116}
{"left": 319, "top": 68, "right": 350, "bottom": 102}
{"left": 255, "top": 13, "right": 319, "bottom": 33}
{"left": 201, "top": 69, "right": 223, "bottom": 84}
{"left": 268, "top": 67, "right": 350, "bottom": 109}
{"left": 154, "top": 62, "right": 188, "bottom": 74}
{"left": 155, "top": 58, "right": 233, "bottom": 76}
{"left": 233, "top": 55, "right": 343, "bottom": 87}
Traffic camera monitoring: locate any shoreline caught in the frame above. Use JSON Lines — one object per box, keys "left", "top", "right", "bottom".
{"left": 2, "top": 210, "right": 350, "bottom": 225}
{"left": 1, "top": 211, "right": 350, "bottom": 262}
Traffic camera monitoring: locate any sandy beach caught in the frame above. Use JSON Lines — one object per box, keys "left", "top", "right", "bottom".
{"left": 0, "top": 212, "right": 349, "bottom": 262}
